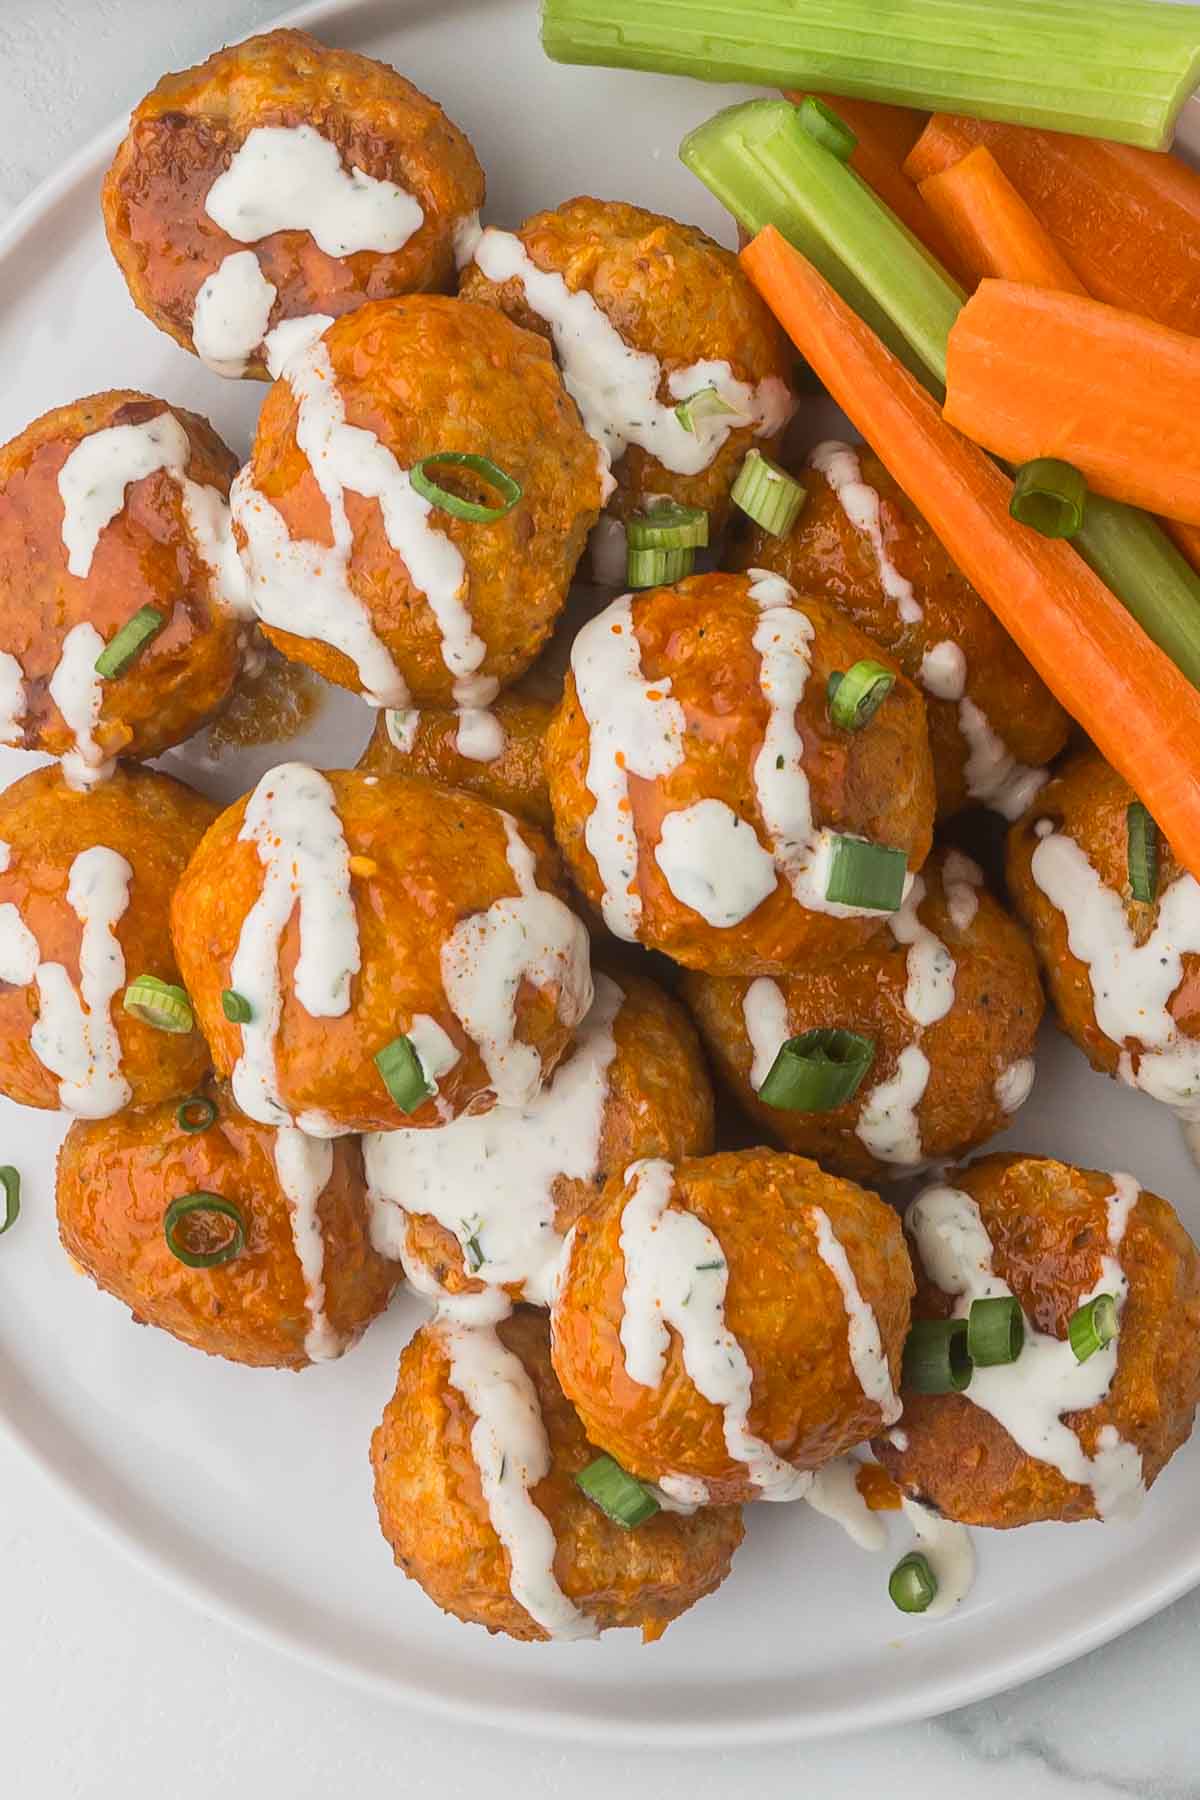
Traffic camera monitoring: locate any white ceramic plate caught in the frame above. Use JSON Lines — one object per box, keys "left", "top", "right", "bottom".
{"left": 3, "top": 0, "right": 1200, "bottom": 1746}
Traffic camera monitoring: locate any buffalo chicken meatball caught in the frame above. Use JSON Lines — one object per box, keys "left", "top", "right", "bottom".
{"left": 102, "top": 29, "right": 485, "bottom": 379}
{"left": 876, "top": 1155, "right": 1200, "bottom": 1526}
{"left": 170, "top": 766, "right": 592, "bottom": 1136}
{"left": 551, "top": 1149, "right": 913, "bottom": 1505}
{"left": 727, "top": 440, "right": 1069, "bottom": 818}
{"left": 459, "top": 196, "right": 795, "bottom": 544}
{"left": 371, "top": 1306, "right": 744, "bottom": 1641}
{"left": 57, "top": 1084, "right": 397, "bottom": 1369}
{"left": 0, "top": 392, "right": 249, "bottom": 785}
{"left": 0, "top": 764, "right": 216, "bottom": 1116}
{"left": 364, "top": 968, "right": 715, "bottom": 1305}
{"left": 232, "top": 297, "right": 604, "bottom": 708}
{"left": 682, "top": 850, "right": 1043, "bottom": 1183}
{"left": 1007, "top": 746, "right": 1200, "bottom": 1118}
{"left": 544, "top": 571, "right": 936, "bottom": 976}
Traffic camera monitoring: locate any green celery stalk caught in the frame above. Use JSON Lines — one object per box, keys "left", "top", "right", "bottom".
{"left": 542, "top": 0, "right": 1200, "bottom": 151}
{"left": 680, "top": 98, "right": 1200, "bottom": 691}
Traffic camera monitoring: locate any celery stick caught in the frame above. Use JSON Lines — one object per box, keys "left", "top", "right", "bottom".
{"left": 542, "top": 0, "right": 1200, "bottom": 151}
{"left": 681, "top": 98, "right": 1200, "bottom": 689}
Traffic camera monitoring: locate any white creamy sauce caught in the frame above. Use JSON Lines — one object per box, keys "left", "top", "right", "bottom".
{"left": 192, "top": 250, "right": 278, "bottom": 377}
{"left": 811, "top": 1207, "right": 902, "bottom": 1424}
{"left": 0, "top": 845, "right": 133, "bottom": 1118}
{"left": 899, "top": 1497, "right": 976, "bottom": 1618}
{"left": 365, "top": 974, "right": 623, "bottom": 1305}
{"left": 919, "top": 639, "right": 967, "bottom": 701}
{"left": 742, "top": 976, "right": 791, "bottom": 1092}
{"left": 471, "top": 228, "right": 793, "bottom": 497}
{"left": 273, "top": 1125, "right": 342, "bottom": 1362}
{"left": 1032, "top": 830, "right": 1200, "bottom": 1113}
{"left": 440, "top": 812, "right": 592, "bottom": 1109}
{"left": 654, "top": 798, "right": 777, "bottom": 927}
{"left": 887, "top": 1427, "right": 910, "bottom": 1452}
{"left": 228, "top": 763, "right": 360, "bottom": 1128}
{"left": 0, "top": 652, "right": 26, "bottom": 746}
{"left": 809, "top": 441, "right": 921, "bottom": 624}
{"left": 942, "top": 850, "right": 983, "bottom": 932}
{"left": 889, "top": 873, "right": 956, "bottom": 1027}
{"left": 617, "top": 1157, "right": 812, "bottom": 1501}
{"left": 856, "top": 1045, "right": 931, "bottom": 1168}
{"left": 804, "top": 1456, "right": 888, "bottom": 1551}
{"left": 385, "top": 708, "right": 420, "bottom": 755}
{"left": 959, "top": 697, "right": 1047, "bottom": 821}
{"left": 406, "top": 1014, "right": 461, "bottom": 1091}
{"left": 906, "top": 1180, "right": 1145, "bottom": 1519}
{"left": 455, "top": 707, "right": 507, "bottom": 763}
{"left": 205, "top": 124, "right": 424, "bottom": 257}
{"left": 452, "top": 211, "right": 483, "bottom": 269}
{"left": 232, "top": 327, "right": 488, "bottom": 711}
{"left": 263, "top": 312, "right": 334, "bottom": 379}
{"left": 994, "top": 1057, "right": 1036, "bottom": 1114}
{"left": 570, "top": 594, "right": 686, "bottom": 940}
{"left": 49, "top": 623, "right": 112, "bottom": 791}
{"left": 435, "top": 1298, "right": 596, "bottom": 1640}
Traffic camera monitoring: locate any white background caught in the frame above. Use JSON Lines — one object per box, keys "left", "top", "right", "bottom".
{"left": 3, "top": 3, "right": 1200, "bottom": 1795}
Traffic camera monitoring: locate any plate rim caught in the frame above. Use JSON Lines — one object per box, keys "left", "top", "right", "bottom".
{"left": 3, "top": 0, "right": 1200, "bottom": 1744}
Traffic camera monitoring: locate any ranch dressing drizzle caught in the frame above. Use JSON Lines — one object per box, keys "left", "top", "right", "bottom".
{"left": 959, "top": 698, "right": 1047, "bottom": 821}
{"left": 653, "top": 798, "right": 777, "bottom": 927}
{"left": 50, "top": 624, "right": 112, "bottom": 791}
{"left": 617, "top": 1158, "right": 812, "bottom": 1502}
{"left": 440, "top": 812, "right": 592, "bottom": 1109}
{"left": 942, "top": 850, "right": 983, "bottom": 931}
{"left": 995, "top": 1057, "right": 1036, "bottom": 1114}
{"left": 206, "top": 124, "right": 423, "bottom": 255}
{"left": 471, "top": 228, "right": 793, "bottom": 498}
{"left": 856, "top": 1045, "right": 931, "bottom": 1168}
{"left": 0, "top": 846, "right": 133, "bottom": 1117}
{"left": 810, "top": 1208, "right": 902, "bottom": 1423}
{"left": 898, "top": 1497, "right": 976, "bottom": 1618}
{"left": 229, "top": 763, "right": 360, "bottom": 1128}
{"left": 809, "top": 442, "right": 921, "bottom": 625}
{"left": 804, "top": 1456, "right": 888, "bottom": 1551}
{"left": 570, "top": 594, "right": 686, "bottom": 940}
{"left": 1031, "top": 828, "right": 1200, "bottom": 1114}
{"left": 905, "top": 1178, "right": 1145, "bottom": 1519}
{"left": 918, "top": 640, "right": 967, "bottom": 701}
{"left": 192, "top": 251, "right": 278, "bottom": 378}
{"left": 435, "top": 1293, "right": 597, "bottom": 1640}
{"left": 272, "top": 1126, "right": 342, "bottom": 1362}
{"left": 364, "top": 973, "right": 623, "bottom": 1305}
{"left": 232, "top": 329, "right": 487, "bottom": 711}
{"left": 455, "top": 707, "right": 507, "bottom": 763}
{"left": 742, "top": 976, "right": 791, "bottom": 1092}
{"left": 0, "top": 652, "right": 26, "bottom": 746}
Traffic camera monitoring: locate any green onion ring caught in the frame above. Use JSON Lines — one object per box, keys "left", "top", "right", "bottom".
{"left": 625, "top": 501, "right": 709, "bottom": 552}
{"left": 1068, "top": 1293, "right": 1119, "bottom": 1363}
{"left": 221, "top": 989, "right": 253, "bottom": 1025}
{"left": 0, "top": 1166, "right": 19, "bottom": 1236}
{"left": 94, "top": 606, "right": 165, "bottom": 679}
{"left": 1127, "top": 801, "right": 1160, "bottom": 904}
{"left": 375, "top": 1034, "right": 434, "bottom": 1114}
{"left": 627, "top": 543, "right": 695, "bottom": 589}
{"left": 757, "top": 1028, "right": 875, "bottom": 1112}
{"left": 731, "top": 448, "right": 806, "bottom": 537}
{"left": 902, "top": 1318, "right": 973, "bottom": 1394}
{"left": 797, "top": 96, "right": 858, "bottom": 163}
{"left": 889, "top": 1551, "right": 938, "bottom": 1615}
{"left": 163, "top": 1192, "right": 245, "bottom": 1269}
{"left": 967, "top": 1295, "right": 1025, "bottom": 1368}
{"left": 825, "top": 835, "right": 907, "bottom": 912}
{"left": 122, "top": 975, "right": 194, "bottom": 1034}
{"left": 410, "top": 452, "right": 523, "bottom": 523}
{"left": 827, "top": 660, "right": 896, "bottom": 732}
{"left": 674, "top": 387, "right": 739, "bottom": 434}
{"left": 176, "top": 1094, "right": 218, "bottom": 1135}
{"left": 1009, "top": 458, "right": 1088, "bottom": 540}
{"left": 574, "top": 1453, "right": 661, "bottom": 1529}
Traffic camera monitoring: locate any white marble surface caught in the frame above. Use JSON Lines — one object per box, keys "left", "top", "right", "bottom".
{"left": 2, "top": 2, "right": 1200, "bottom": 1793}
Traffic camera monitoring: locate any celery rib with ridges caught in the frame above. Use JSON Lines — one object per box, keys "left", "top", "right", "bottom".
{"left": 680, "top": 98, "right": 1200, "bottom": 691}
{"left": 542, "top": 0, "right": 1200, "bottom": 151}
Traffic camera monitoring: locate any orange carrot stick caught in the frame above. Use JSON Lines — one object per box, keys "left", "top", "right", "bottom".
{"left": 918, "top": 147, "right": 1087, "bottom": 294}
{"left": 739, "top": 224, "right": 1200, "bottom": 877}
{"left": 944, "top": 281, "right": 1200, "bottom": 525}
{"left": 904, "top": 114, "right": 1200, "bottom": 336}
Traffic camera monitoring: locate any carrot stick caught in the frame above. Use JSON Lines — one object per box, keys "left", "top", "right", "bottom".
{"left": 739, "top": 224, "right": 1200, "bottom": 878}
{"left": 944, "top": 281, "right": 1200, "bottom": 525}
{"left": 917, "top": 147, "right": 1088, "bottom": 294}
{"left": 904, "top": 114, "right": 1200, "bottom": 336}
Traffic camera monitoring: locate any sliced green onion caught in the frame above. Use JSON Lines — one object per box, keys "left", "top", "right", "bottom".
{"left": 410, "top": 453, "right": 522, "bottom": 523}
{"left": 967, "top": 1295, "right": 1024, "bottom": 1368}
{"left": 547, "top": 0, "right": 1200, "bottom": 151}
{"left": 674, "top": 388, "right": 737, "bottom": 434}
{"left": 0, "top": 1166, "right": 19, "bottom": 1236}
{"left": 122, "top": 975, "right": 193, "bottom": 1034}
{"left": 825, "top": 835, "right": 907, "bottom": 912}
{"left": 375, "top": 1034, "right": 434, "bottom": 1114}
{"left": 889, "top": 1551, "right": 938, "bottom": 1615}
{"left": 462, "top": 1219, "right": 485, "bottom": 1273}
{"left": 827, "top": 660, "right": 895, "bottom": 732}
{"left": 627, "top": 543, "right": 694, "bottom": 589}
{"left": 176, "top": 1094, "right": 218, "bottom": 1135}
{"left": 574, "top": 1453, "right": 661, "bottom": 1529}
{"left": 221, "top": 989, "right": 253, "bottom": 1024}
{"left": 731, "top": 448, "right": 806, "bottom": 537}
{"left": 1069, "top": 1293, "right": 1119, "bottom": 1363}
{"left": 1127, "top": 801, "right": 1160, "bottom": 904}
{"left": 94, "top": 606, "right": 165, "bottom": 679}
{"left": 626, "top": 500, "right": 709, "bottom": 551}
{"left": 1010, "top": 459, "right": 1088, "bottom": 540}
{"left": 163, "top": 1192, "right": 245, "bottom": 1269}
{"left": 903, "top": 1318, "right": 973, "bottom": 1394}
{"left": 757, "top": 1028, "right": 875, "bottom": 1112}
{"left": 797, "top": 95, "right": 856, "bottom": 162}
